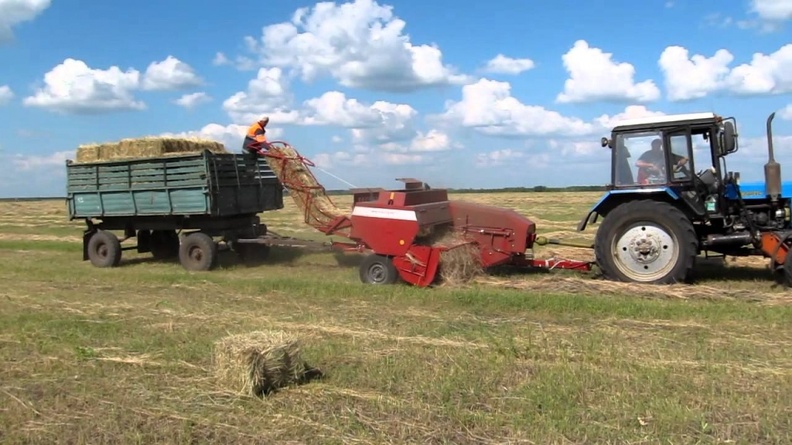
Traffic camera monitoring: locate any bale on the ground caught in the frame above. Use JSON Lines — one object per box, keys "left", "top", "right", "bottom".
{"left": 212, "top": 330, "right": 317, "bottom": 396}
{"left": 75, "top": 136, "right": 228, "bottom": 163}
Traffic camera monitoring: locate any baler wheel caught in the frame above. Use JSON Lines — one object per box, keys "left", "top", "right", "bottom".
{"left": 594, "top": 200, "right": 697, "bottom": 284}
{"left": 87, "top": 230, "right": 122, "bottom": 268}
{"left": 359, "top": 254, "right": 399, "bottom": 285}
{"left": 179, "top": 232, "right": 218, "bottom": 271}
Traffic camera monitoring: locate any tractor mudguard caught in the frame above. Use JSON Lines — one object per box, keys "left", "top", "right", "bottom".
{"left": 577, "top": 187, "right": 681, "bottom": 232}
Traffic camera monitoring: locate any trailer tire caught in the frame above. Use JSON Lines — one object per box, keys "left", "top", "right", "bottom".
{"left": 179, "top": 232, "right": 218, "bottom": 271}
{"left": 151, "top": 230, "right": 180, "bottom": 260}
{"left": 594, "top": 200, "right": 697, "bottom": 284}
{"left": 359, "top": 254, "right": 399, "bottom": 285}
{"left": 87, "top": 230, "right": 122, "bottom": 268}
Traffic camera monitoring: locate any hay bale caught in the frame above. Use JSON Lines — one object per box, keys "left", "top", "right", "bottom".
{"left": 212, "top": 330, "right": 319, "bottom": 396}
{"left": 75, "top": 136, "right": 229, "bottom": 163}
{"left": 419, "top": 226, "right": 484, "bottom": 285}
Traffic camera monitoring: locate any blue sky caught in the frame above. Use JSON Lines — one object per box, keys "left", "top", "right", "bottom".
{"left": 0, "top": 0, "right": 791, "bottom": 197}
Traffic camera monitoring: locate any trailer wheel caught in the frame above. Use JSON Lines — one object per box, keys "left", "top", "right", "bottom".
{"left": 151, "top": 230, "right": 180, "bottom": 260}
{"left": 594, "top": 200, "right": 697, "bottom": 284}
{"left": 179, "top": 232, "right": 218, "bottom": 271}
{"left": 359, "top": 254, "right": 399, "bottom": 285}
{"left": 87, "top": 230, "right": 122, "bottom": 268}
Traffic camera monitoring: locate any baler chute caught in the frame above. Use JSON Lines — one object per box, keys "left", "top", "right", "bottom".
{"left": 252, "top": 141, "right": 593, "bottom": 287}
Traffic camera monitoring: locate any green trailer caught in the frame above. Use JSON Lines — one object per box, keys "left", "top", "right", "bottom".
{"left": 66, "top": 150, "right": 285, "bottom": 271}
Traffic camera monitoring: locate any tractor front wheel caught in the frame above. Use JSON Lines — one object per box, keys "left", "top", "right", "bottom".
{"left": 595, "top": 200, "right": 697, "bottom": 284}
{"left": 359, "top": 254, "right": 399, "bottom": 285}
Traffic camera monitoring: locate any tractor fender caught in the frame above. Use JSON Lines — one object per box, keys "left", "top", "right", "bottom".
{"left": 577, "top": 187, "right": 681, "bottom": 232}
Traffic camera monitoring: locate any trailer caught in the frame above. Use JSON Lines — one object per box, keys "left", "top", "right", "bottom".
{"left": 66, "top": 150, "right": 289, "bottom": 271}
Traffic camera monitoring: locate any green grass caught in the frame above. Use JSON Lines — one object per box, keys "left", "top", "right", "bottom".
{"left": 0, "top": 194, "right": 790, "bottom": 444}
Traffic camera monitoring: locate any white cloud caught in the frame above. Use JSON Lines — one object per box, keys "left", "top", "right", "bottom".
{"left": 23, "top": 58, "right": 145, "bottom": 113}
{"left": 222, "top": 67, "right": 299, "bottom": 124}
{"left": 476, "top": 148, "right": 528, "bottom": 167}
{"left": 245, "top": 0, "right": 470, "bottom": 92}
{"left": 556, "top": 40, "right": 660, "bottom": 103}
{"left": 435, "top": 78, "right": 595, "bottom": 137}
{"left": 142, "top": 56, "right": 203, "bottom": 91}
{"left": 750, "top": 0, "right": 792, "bottom": 21}
{"left": 744, "top": 0, "right": 792, "bottom": 30}
{"left": 594, "top": 105, "right": 666, "bottom": 130}
{"left": 483, "top": 54, "right": 535, "bottom": 75}
{"left": 11, "top": 150, "right": 74, "bottom": 171}
{"left": 726, "top": 44, "right": 792, "bottom": 95}
{"left": 409, "top": 129, "right": 451, "bottom": 152}
{"left": 659, "top": 44, "right": 792, "bottom": 100}
{"left": 0, "top": 85, "right": 13, "bottom": 105}
{"left": 213, "top": 52, "right": 230, "bottom": 66}
{"left": 781, "top": 104, "right": 792, "bottom": 120}
{"left": 174, "top": 92, "right": 211, "bottom": 109}
{"left": 658, "top": 46, "right": 734, "bottom": 101}
{"left": 0, "top": 0, "right": 50, "bottom": 43}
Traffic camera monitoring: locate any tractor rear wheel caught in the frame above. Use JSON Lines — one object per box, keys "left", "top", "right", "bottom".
{"left": 359, "top": 254, "right": 399, "bottom": 285}
{"left": 594, "top": 200, "right": 697, "bottom": 284}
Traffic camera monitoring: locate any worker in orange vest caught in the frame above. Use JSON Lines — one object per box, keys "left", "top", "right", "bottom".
{"left": 242, "top": 116, "right": 270, "bottom": 155}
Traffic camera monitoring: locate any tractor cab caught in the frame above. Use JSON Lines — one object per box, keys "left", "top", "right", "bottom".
{"left": 597, "top": 112, "right": 738, "bottom": 218}
{"left": 603, "top": 112, "right": 737, "bottom": 193}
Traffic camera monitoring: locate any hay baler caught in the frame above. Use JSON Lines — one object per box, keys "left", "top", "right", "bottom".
{"left": 319, "top": 179, "right": 591, "bottom": 286}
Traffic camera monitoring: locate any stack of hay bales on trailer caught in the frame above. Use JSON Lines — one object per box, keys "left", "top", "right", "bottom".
{"left": 74, "top": 136, "right": 229, "bottom": 163}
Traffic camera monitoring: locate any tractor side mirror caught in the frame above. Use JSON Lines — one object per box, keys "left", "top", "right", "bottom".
{"left": 719, "top": 120, "right": 738, "bottom": 155}
{"left": 601, "top": 137, "right": 612, "bottom": 148}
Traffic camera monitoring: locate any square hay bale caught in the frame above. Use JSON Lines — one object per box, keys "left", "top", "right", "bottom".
{"left": 75, "top": 136, "right": 229, "bottom": 164}
{"left": 419, "top": 226, "right": 485, "bottom": 285}
{"left": 212, "top": 330, "right": 320, "bottom": 397}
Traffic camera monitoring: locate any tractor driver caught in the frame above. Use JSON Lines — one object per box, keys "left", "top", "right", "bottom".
{"left": 635, "top": 138, "right": 688, "bottom": 184}
{"left": 242, "top": 116, "right": 270, "bottom": 156}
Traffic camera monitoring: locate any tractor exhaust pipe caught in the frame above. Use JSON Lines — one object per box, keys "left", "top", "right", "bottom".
{"left": 765, "top": 112, "right": 780, "bottom": 203}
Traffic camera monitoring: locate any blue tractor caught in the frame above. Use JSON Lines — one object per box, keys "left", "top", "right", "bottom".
{"left": 578, "top": 111, "right": 791, "bottom": 284}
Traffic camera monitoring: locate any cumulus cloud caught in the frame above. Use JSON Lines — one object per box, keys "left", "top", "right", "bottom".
{"left": 434, "top": 78, "right": 596, "bottom": 137}
{"left": 142, "top": 56, "right": 203, "bottom": 91}
{"left": 483, "top": 54, "right": 535, "bottom": 75}
{"left": 741, "top": 0, "right": 792, "bottom": 31}
{"left": 243, "top": 0, "right": 470, "bottom": 92}
{"left": 174, "top": 92, "right": 211, "bottom": 109}
{"left": 658, "top": 46, "right": 734, "bottom": 101}
{"left": 11, "top": 149, "right": 73, "bottom": 171}
{"left": 727, "top": 44, "right": 792, "bottom": 95}
{"left": 476, "top": 148, "right": 529, "bottom": 167}
{"left": 659, "top": 44, "right": 792, "bottom": 100}
{"left": 222, "top": 67, "right": 300, "bottom": 124}
{"left": 0, "top": 0, "right": 50, "bottom": 43}
{"left": 556, "top": 40, "right": 661, "bottom": 103}
{"left": 0, "top": 85, "right": 13, "bottom": 105}
{"left": 594, "top": 105, "right": 666, "bottom": 130}
{"left": 23, "top": 58, "right": 145, "bottom": 113}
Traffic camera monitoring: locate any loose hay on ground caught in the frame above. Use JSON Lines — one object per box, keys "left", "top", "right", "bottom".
{"left": 474, "top": 275, "right": 792, "bottom": 305}
{"left": 75, "top": 136, "right": 228, "bottom": 163}
{"left": 212, "top": 330, "right": 320, "bottom": 397}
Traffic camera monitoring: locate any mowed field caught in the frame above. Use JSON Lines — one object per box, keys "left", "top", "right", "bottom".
{"left": 1, "top": 191, "right": 791, "bottom": 444}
